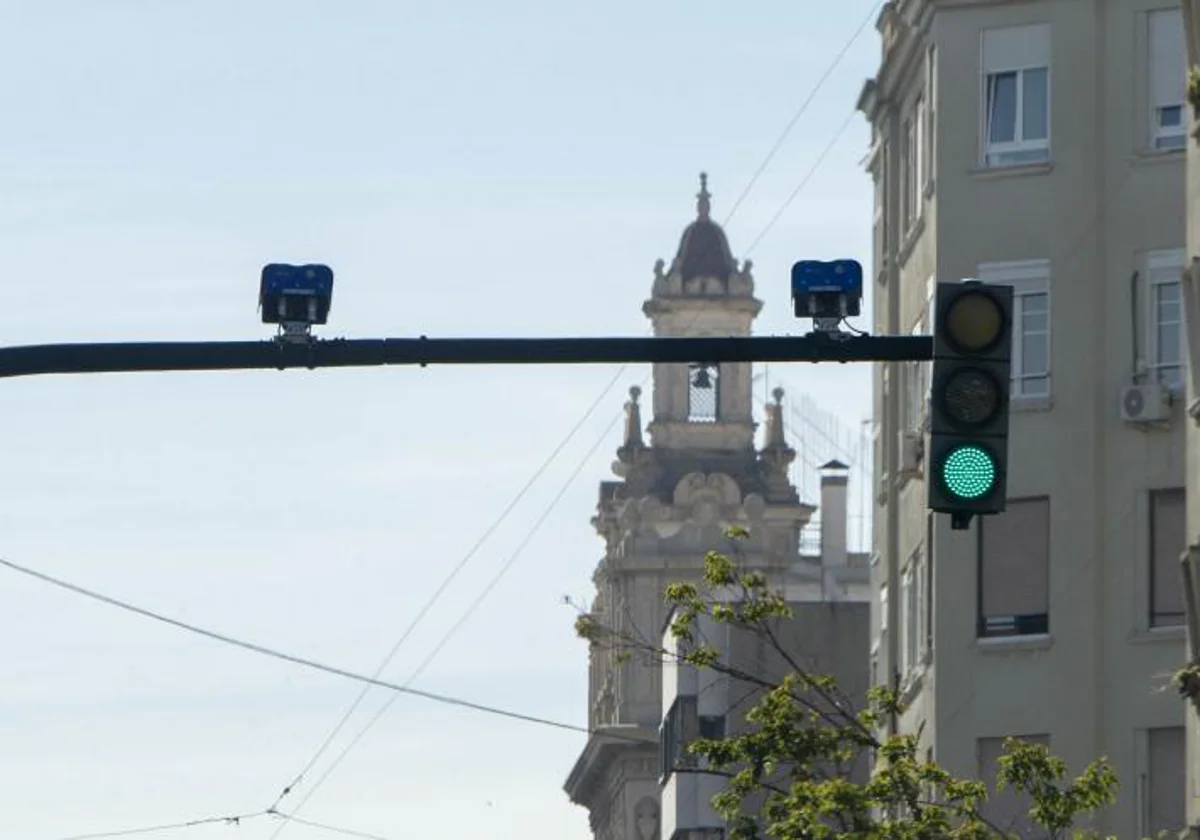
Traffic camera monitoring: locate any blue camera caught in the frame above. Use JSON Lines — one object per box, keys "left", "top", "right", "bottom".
{"left": 790, "top": 259, "right": 863, "bottom": 320}
{"left": 260, "top": 264, "right": 334, "bottom": 327}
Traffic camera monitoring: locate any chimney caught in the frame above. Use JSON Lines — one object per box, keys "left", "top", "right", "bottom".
{"left": 819, "top": 460, "right": 850, "bottom": 569}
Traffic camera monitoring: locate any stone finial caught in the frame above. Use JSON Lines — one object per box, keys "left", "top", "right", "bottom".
{"left": 758, "top": 388, "right": 795, "bottom": 492}
{"left": 764, "top": 387, "right": 787, "bottom": 448}
{"left": 653, "top": 258, "right": 665, "bottom": 281}
{"left": 619, "top": 385, "right": 645, "bottom": 457}
{"left": 696, "top": 171, "right": 711, "bottom": 221}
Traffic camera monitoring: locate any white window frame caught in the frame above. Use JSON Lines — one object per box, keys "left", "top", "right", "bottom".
{"left": 977, "top": 259, "right": 1052, "bottom": 400}
{"left": 904, "top": 328, "right": 923, "bottom": 432}
{"left": 902, "top": 115, "right": 917, "bottom": 231}
{"left": 921, "top": 275, "right": 935, "bottom": 419}
{"left": 880, "top": 582, "right": 889, "bottom": 634}
{"left": 1148, "top": 9, "right": 1186, "bottom": 152}
{"left": 914, "top": 94, "right": 926, "bottom": 210}
{"left": 873, "top": 154, "right": 887, "bottom": 284}
{"left": 916, "top": 542, "right": 929, "bottom": 665}
{"left": 901, "top": 557, "right": 918, "bottom": 677}
{"left": 981, "top": 24, "right": 1052, "bottom": 167}
{"left": 905, "top": 285, "right": 934, "bottom": 432}
{"left": 1145, "top": 248, "right": 1186, "bottom": 391}
{"left": 923, "top": 45, "right": 936, "bottom": 192}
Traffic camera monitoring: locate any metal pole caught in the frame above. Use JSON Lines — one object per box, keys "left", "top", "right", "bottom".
{"left": 0, "top": 335, "right": 933, "bottom": 380}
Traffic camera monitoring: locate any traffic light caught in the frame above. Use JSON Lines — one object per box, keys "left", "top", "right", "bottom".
{"left": 927, "top": 280, "right": 1014, "bottom": 530}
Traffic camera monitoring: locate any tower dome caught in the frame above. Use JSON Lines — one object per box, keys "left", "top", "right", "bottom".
{"left": 668, "top": 172, "right": 736, "bottom": 285}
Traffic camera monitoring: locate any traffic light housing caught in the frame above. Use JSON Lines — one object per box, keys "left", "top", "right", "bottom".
{"left": 927, "top": 281, "right": 1013, "bottom": 529}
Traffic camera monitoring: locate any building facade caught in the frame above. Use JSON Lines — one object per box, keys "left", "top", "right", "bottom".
{"left": 1180, "top": 2, "right": 1200, "bottom": 831}
{"left": 563, "top": 178, "right": 870, "bottom": 840}
{"left": 858, "top": 1, "right": 1187, "bottom": 836}
{"left": 659, "top": 600, "right": 870, "bottom": 840}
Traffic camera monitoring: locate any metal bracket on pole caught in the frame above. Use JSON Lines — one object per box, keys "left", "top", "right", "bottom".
{"left": 950, "top": 512, "right": 975, "bottom": 531}
{"left": 277, "top": 322, "right": 315, "bottom": 345}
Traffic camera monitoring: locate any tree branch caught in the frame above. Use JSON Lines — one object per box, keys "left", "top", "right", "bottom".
{"left": 668, "top": 765, "right": 790, "bottom": 798}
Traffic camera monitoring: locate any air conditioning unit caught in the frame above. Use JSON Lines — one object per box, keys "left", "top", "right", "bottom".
{"left": 1120, "top": 382, "right": 1170, "bottom": 424}
{"left": 898, "top": 431, "right": 924, "bottom": 476}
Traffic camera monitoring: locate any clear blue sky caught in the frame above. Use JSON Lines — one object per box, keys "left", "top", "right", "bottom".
{"left": 0, "top": 2, "right": 880, "bottom": 838}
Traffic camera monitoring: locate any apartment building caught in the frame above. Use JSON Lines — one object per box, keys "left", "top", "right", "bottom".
{"left": 858, "top": 1, "right": 1186, "bottom": 836}
{"left": 1180, "top": 3, "right": 1200, "bottom": 831}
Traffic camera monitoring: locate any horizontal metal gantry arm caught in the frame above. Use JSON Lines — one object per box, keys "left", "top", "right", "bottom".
{"left": 0, "top": 334, "right": 934, "bottom": 380}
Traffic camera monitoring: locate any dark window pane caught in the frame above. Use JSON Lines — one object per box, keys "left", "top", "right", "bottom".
{"left": 987, "top": 72, "right": 1017, "bottom": 143}
{"left": 1022, "top": 68, "right": 1048, "bottom": 140}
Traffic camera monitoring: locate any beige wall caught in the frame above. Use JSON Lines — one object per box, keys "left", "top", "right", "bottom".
{"left": 1184, "top": 0, "right": 1200, "bottom": 826}
{"left": 864, "top": 0, "right": 1186, "bottom": 836}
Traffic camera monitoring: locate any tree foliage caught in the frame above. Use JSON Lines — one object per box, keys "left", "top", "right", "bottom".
{"left": 575, "top": 528, "right": 1121, "bottom": 840}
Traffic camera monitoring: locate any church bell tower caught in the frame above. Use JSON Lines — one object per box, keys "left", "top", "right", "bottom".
{"left": 563, "top": 175, "right": 815, "bottom": 840}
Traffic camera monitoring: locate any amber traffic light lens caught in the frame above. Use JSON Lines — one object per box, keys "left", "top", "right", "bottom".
{"left": 945, "top": 291, "right": 1004, "bottom": 353}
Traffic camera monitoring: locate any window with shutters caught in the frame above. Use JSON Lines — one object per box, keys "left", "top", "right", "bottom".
{"left": 981, "top": 24, "right": 1051, "bottom": 167}
{"left": 1148, "top": 9, "right": 1186, "bottom": 152}
{"left": 978, "top": 498, "right": 1050, "bottom": 637}
{"left": 1142, "top": 727, "right": 1185, "bottom": 839}
{"left": 660, "top": 695, "right": 698, "bottom": 780}
{"left": 1150, "top": 488, "right": 1185, "bottom": 628}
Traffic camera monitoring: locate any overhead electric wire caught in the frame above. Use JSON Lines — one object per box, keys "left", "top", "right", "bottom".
{"left": 269, "top": 812, "right": 398, "bottom": 840}
{"left": 51, "top": 810, "right": 398, "bottom": 840}
{"left": 264, "top": 6, "right": 881, "bottom": 829}
{"left": 268, "top": 406, "right": 626, "bottom": 834}
{"left": 744, "top": 108, "right": 860, "bottom": 256}
{"left": 273, "top": 117, "right": 862, "bottom": 813}
{"left": 723, "top": 0, "right": 883, "bottom": 223}
{"left": 266, "top": 365, "right": 627, "bottom": 812}
{"left": 24, "top": 8, "right": 884, "bottom": 833}
{"left": 0, "top": 556, "right": 653, "bottom": 746}
{"left": 265, "top": 20, "right": 877, "bottom": 806}
{"left": 53, "top": 810, "right": 268, "bottom": 840}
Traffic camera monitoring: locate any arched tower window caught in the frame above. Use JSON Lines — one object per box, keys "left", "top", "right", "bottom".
{"left": 687, "top": 362, "right": 720, "bottom": 422}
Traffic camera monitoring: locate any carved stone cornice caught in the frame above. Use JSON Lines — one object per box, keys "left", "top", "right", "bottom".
{"left": 563, "top": 725, "right": 657, "bottom": 810}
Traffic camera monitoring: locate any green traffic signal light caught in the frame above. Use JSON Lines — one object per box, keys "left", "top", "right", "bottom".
{"left": 929, "top": 282, "right": 1014, "bottom": 528}
{"left": 940, "top": 443, "right": 998, "bottom": 500}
